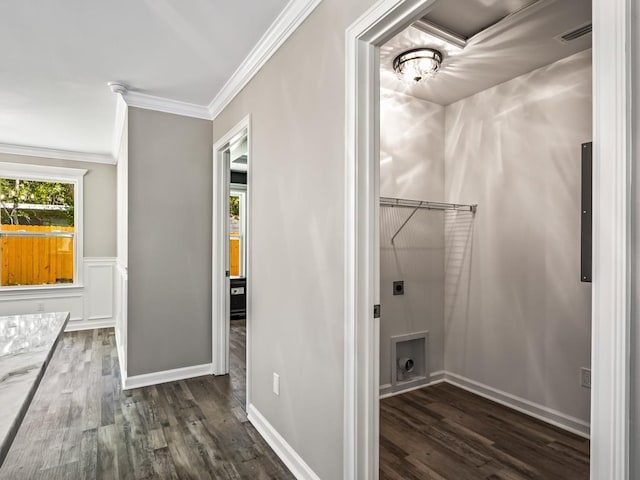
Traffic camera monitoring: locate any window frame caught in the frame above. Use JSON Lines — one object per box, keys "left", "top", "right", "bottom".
{"left": 229, "top": 186, "right": 246, "bottom": 278}
{"left": 0, "top": 162, "right": 87, "bottom": 292}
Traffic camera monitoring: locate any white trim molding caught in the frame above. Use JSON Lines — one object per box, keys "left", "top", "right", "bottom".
{"left": 344, "top": 2, "right": 437, "bottom": 478}
{"left": 1, "top": 0, "right": 322, "bottom": 163}
{"left": 0, "top": 143, "right": 115, "bottom": 165}
{"left": 444, "top": 372, "right": 591, "bottom": 439}
{"left": 0, "top": 161, "right": 88, "bottom": 290}
{"left": 591, "top": 0, "right": 633, "bottom": 477}
{"left": 114, "top": 262, "right": 128, "bottom": 383}
{"left": 0, "top": 257, "right": 116, "bottom": 333}
{"left": 123, "top": 363, "right": 212, "bottom": 390}
{"left": 65, "top": 318, "right": 115, "bottom": 332}
{"left": 123, "top": 90, "right": 212, "bottom": 121}
{"left": 208, "top": 0, "right": 323, "bottom": 119}
{"left": 247, "top": 404, "right": 322, "bottom": 480}
{"left": 83, "top": 258, "right": 115, "bottom": 323}
{"left": 212, "top": 114, "right": 252, "bottom": 408}
{"left": 379, "top": 372, "right": 590, "bottom": 438}
{"left": 379, "top": 370, "right": 445, "bottom": 399}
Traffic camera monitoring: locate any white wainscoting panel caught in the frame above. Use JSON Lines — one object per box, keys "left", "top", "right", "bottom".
{"left": 84, "top": 258, "right": 114, "bottom": 321}
{"left": 0, "top": 257, "right": 116, "bottom": 332}
{"left": 0, "top": 290, "right": 84, "bottom": 321}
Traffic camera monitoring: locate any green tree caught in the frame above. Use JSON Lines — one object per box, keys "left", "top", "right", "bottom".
{"left": 0, "top": 178, "right": 74, "bottom": 226}
{"left": 229, "top": 195, "right": 240, "bottom": 217}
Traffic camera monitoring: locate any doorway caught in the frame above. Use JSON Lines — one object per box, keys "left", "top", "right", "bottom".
{"left": 377, "top": 1, "right": 592, "bottom": 478}
{"left": 343, "top": 0, "right": 632, "bottom": 479}
{"left": 212, "top": 115, "right": 252, "bottom": 410}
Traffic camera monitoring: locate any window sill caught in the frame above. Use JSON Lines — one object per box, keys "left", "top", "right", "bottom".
{"left": 0, "top": 284, "right": 85, "bottom": 297}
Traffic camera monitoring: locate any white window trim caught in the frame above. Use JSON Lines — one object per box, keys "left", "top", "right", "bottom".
{"left": 230, "top": 187, "right": 247, "bottom": 278}
{"left": 0, "top": 162, "right": 87, "bottom": 293}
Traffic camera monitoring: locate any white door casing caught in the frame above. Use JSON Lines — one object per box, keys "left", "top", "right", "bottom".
{"left": 212, "top": 115, "right": 252, "bottom": 409}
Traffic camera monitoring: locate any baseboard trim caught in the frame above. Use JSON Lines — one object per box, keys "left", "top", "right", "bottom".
{"left": 380, "top": 370, "right": 446, "bottom": 399}
{"left": 247, "top": 404, "right": 321, "bottom": 480}
{"left": 64, "top": 318, "right": 114, "bottom": 332}
{"left": 114, "top": 327, "right": 127, "bottom": 390}
{"left": 378, "top": 370, "right": 590, "bottom": 438}
{"left": 123, "top": 363, "right": 213, "bottom": 390}
{"left": 443, "top": 372, "right": 591, "bottom": 438}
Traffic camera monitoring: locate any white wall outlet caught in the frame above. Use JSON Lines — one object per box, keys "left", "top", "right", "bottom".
{"left": 273, "top": 373, "right": 280, "bottom": 396}
{"left": 580, "top": 367, "right": 591, "bottom": 389}
{"left": 36, "top": 302, "right": 45, "bottom": 312}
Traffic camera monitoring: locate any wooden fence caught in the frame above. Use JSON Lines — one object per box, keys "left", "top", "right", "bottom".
{"left": 230, "top": 238, "right": 240, "bottom": 277}
{"left": 1, "top": 225, "right": 74, "bottom": 286}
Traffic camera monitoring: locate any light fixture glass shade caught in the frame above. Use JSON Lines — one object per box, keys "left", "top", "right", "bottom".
{"left": 393, "top": 48, "right": 443, "bottom": 83}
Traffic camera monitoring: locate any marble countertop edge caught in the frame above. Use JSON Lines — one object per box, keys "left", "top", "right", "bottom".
{"left": 0, "top": 312, "right": 70, "bottom": 468}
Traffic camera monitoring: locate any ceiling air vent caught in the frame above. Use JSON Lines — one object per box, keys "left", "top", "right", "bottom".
{"left": 556, "top": 23, "right": 592, "bottom": 43}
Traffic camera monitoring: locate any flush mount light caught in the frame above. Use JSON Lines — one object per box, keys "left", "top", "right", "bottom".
{"left": 393, "top": 48, "right": 443, "bottom": 83}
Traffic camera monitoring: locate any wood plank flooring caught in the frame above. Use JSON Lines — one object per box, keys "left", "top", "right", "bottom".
{"left": 0, "top": 325, "right": 590, "bottom": 479}
{"left": 0, "top": 328, "right": 293, "bottom": 480}
{"left": 229, "top": 320, "right": 246, "bottom": 409}
{"left": 380, "top": 382, "right": 590, "bottom": 480}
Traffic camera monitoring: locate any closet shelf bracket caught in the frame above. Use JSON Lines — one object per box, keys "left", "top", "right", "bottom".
{"left": 380, "top": 196, "right": 477, "bottom": 245}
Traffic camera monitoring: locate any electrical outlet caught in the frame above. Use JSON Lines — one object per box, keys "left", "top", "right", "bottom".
{"left": 273, "top": 373, "right": 280, "bottom": 396}
{"left": 36, "top": 302, "right": 45, "bottom": 312}
{"left": 580, "top": 367, "right": 591, "bottom": 389}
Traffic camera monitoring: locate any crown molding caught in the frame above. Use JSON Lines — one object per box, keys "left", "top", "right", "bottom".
{"left": 110, "top": 0, "right": 323, "bottom": 122}
{"left": 207, "top": 0, "right": 323, "bottom": 119}
{"left": 123, "top": 90, "right": 212, "bottom": 120}
{"left": 0, "top": 143, "right": 116, "bottom": 165}
{"left": 0, "top": 1, "right": 321, "bottom": 162}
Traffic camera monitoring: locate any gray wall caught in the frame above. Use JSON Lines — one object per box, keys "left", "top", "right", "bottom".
{"left": 0, "top": 152, "right": 116, "bottom": 257}
{"left": 212, "top": 1, "right": 378, "bottom": 477}
{"left": 127, "top": 107, "right": 213, "bottom": 376}
{"left": 379, "top": 89, "right": 445, "bottom": 386}
{"left": 444, "top": 49, "right": 592, "bottom": 422}
{"left": 632, "top": 0, "right": 639, "bottom": 473}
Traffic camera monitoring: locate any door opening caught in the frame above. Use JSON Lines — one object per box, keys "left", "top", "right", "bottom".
{"left": 377, "top": 2, "right": 593, "bottom": 476}
{"left": 213, "top": 115, "right": 252, "bottom": 411}
{"left": 344, "top": 0, "right": 632, "bottom": 479}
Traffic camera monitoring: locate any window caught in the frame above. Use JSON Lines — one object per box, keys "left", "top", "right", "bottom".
{"left": 229, "top": 189, "right": 246, "bottom": 278}
{"left": 0, "top": 163, "right": 86, "bottom": 289}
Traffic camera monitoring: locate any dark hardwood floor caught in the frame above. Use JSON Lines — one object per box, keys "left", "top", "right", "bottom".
{"left": 1, "top": 325, "right": 589, "bottom": 479}
{"left": 229, "top": 319, "right": 246, "bottom": 409}
{"left": 0, "top": 328, "right": 293, "bottom": 480}
{"left": 380, "top": 382, "right": 590, "bottom": 480}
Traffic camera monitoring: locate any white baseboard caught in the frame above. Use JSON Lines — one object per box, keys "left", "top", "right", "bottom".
{"left": 64, "top": 318, "right": 114, "bottom": 332}
{"left": 380, "top": 370, "right": 446, "bottom": 399}
{"left": 247, "top": 404, "right": 321, "bottom": 480}
{"left": 114, "top": 327, "right": 127, "bottom": 389}
{"left": 123, "top": 363, "right": 212, "bottom": 390}
{"left": 444, "top": 372, "right": 590, "bottom": 438}
{"left": 378, "top": 370, "right": 590, "bottom": 438}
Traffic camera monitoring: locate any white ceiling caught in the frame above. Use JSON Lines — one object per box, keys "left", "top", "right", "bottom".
{"left": 0, "top": 0, "right": 288, "bottom": 156}
{"left": 380, "top": 0, "right": 592, "bottom": 106}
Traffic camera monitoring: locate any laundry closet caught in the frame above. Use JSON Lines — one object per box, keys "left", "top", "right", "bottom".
{"left": 378, "top": 0, "right": 593, "bottom": 478}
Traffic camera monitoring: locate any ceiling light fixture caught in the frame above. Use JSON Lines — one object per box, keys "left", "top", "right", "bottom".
{"left": 393, "top": 48, "right": 443, "bottom": 83}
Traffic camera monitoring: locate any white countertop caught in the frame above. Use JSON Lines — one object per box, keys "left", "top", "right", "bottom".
{"left": 0, "top": 312, "right": 69, "bottom": 466}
